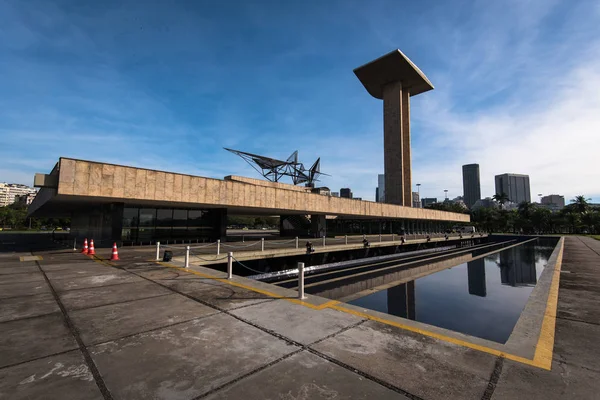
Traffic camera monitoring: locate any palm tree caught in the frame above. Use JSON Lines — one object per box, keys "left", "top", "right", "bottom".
{"left": 570, "top": 195, "right": 591, "bottom": 214}
{"left": 493, "top": 193, "right": 509, "bottom": 210}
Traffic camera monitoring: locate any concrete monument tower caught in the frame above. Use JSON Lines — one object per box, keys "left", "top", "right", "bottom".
{"left": 354, "top": 50, "right": 434, "bottom": 206}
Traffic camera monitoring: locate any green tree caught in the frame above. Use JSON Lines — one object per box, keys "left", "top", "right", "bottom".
{"left": 570, "top": 195, "right": 590, "bottom": 214}
{"left": 492, "top": 193, "right": 509, "bottom": 209}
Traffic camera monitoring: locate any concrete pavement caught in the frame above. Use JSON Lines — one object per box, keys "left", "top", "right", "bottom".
{"left": 0, "top": 234, "right": 599, "bottom": 399}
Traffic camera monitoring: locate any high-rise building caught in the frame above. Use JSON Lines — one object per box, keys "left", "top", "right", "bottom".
{"left": 340, "top": 188, "right": 352, "bottom": 199}
{"left": 412, "top": 192, "right": 420, "bottom": 208}
{"left": 331, "top": 192, "right": 339, "bottom": 197}
{"left": 462, "top": 164, "right": 481, "bottom": 209}
{"left": 541, "top": 194, "right": 565, "bottom": 209}
{"left": 421, "top": 197, "right": 437, "bottom": 208}
{"left": 377, "top": 174, "right": 385, "bottom": 203}
{"left": 495, "top": 173, "right": 531, "bottom": 204}
{"left": 0, "top": 183, "right": 37, "bottom": 207}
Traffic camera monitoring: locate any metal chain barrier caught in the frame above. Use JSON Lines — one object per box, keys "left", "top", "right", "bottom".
{"left": 190, "top": 250, "right": 229, "bottom": 262}
{"left": 221, "top": 241, "right": 262, "bottom": 249}
{"left": 189, "top": 242, "right": 218, "bottom": 249}
{"left": 231, "top": 255, "right": 267, "bottom": 275}
{"left": 267, "top": 238, "right": 297, "bottom": 245}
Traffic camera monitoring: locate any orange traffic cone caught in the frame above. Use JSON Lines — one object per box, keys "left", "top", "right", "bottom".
{"left": 81, "top": 238, "right": 88, "bottom": 254}
{"left": 88, "top": 239, "right": 96, "bottom": 256}
{"left": 110, "top": 242, "right": 120, "bottom": 261}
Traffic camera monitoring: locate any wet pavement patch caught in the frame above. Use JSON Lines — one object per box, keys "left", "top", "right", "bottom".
{"left": 0, "top": 313, "right": 78, "bottom": 368}
{"left": 69, "top": 293, "right": 218, "bottom": 345}
{"left": 0, "top": 350, "right": 103, "bottom": 400}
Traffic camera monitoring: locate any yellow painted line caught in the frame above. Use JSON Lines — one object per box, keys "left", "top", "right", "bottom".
{"left": 155, "top": 261, "right": 339, "bottom": 310}
{"left": 20, "top": 255, "right": 43, "bottom": 262}
{"left": 147, "top": 242, "right": 565, "bottom": 370}
{"left": 532, "top": 237, "right": 564, "bottom": 370}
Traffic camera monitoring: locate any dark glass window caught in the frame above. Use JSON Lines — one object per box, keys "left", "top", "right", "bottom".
{"left": 156, "top": 209, "right": 173, "bottom": 227}
{"left": 173, "top": 209, "right": 188, "bottom": 227}
{"left": 139, "top": 208, "right": 156, "bottom": 227}
{"left": 123, "top": 207, "right": 139, "bottom": 228}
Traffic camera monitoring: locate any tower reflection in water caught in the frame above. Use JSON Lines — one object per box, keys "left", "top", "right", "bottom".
{"left": 467, "top": 258, "right": 487, "bottom": 297}
{"left": 380, "top": 245, "right": 537, "bottom": 321}
{"left": 387, "top": 281, "right": 416, "bottom": 320}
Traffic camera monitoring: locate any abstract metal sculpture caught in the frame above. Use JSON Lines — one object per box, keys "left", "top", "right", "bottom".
{"left": 224, "top": 148, "right": 328, "bottom": 186}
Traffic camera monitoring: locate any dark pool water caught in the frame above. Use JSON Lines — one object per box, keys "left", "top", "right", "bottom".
{"left": 347, "top": 237, "right": 558, "bottom": 343}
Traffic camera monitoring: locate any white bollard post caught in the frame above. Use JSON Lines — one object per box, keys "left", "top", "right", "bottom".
{"left": 156, "top": 242, "right": 160, "bottom": 261}
{"left": 217, "top": 239, "right": 221, "bottom": 255}
{"left": 345, "top": 235, "right": 348, "bottom": 245}
{"left": 227, "top": 252, "right": 233, "bottom": 279}
{"left": 295, "top": 236, "right": 299, "bottom": 249}
{"left": 298, "top": 262, "right": 306, "bottom": 300}
{"left": 185, "top": 246, "right": 190, "bottom": 268}
{"left": 73, "top": 238, "right": 77, "bottom": 251}
{"left": 322, "top": 235, "right": 326, "bottom": 247}
{"left": 261, "top": 238, "right": 265, "bottom": 251}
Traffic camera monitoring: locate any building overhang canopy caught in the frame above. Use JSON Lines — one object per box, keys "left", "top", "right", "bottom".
{"left": 353, "top": 49, "right": 434, "bottom": 99}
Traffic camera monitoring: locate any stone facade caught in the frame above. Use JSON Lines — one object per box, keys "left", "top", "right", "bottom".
{"left": 47, "top": 158, "right": 469, "bottom": 223}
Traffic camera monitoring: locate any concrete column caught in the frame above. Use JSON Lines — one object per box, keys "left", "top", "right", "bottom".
{"left": 213, "top": 208, "right": 227, "bottom": 240}
{"left": 401, "top": 89, "right": 411, "bottom": 206}
{"left": 383, "top": 81, "right": 411, "bottom": 206}
{"left": 310, "top": 215, "right": 326, "bottom": 238}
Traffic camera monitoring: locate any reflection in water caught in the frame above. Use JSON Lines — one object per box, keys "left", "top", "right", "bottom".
{"left": 387, "top": 281, "right": 416, "bottom": 319}
{"left": 498, "top": 247, "right": 537, "bottom": 287}
{"left": 467, "top": 258, "right": 487, "bottom": 297}
{"left": 348, "top": 238, "right": 558, "bottom": 343}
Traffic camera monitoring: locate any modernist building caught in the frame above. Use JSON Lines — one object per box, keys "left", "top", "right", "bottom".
{"left": 29, "top": 158, "right": 469, "bottom": 245}
{"left": 541, "top": 194, "right": 565, "bottom": 210}
{"left": 495, "top": 173, "right": 531, "bottom": 204}
{"left": 0, "top": 183, "right": 37, "bottom": 207}
{"left": 462, "top": 164, "right": 481, "bottom": 209}
{"left": 421, "top": 197, "right": 437, "bottom": 208}
{"left": 340, "top": 188, "right": 353, "bottom": 199}
{"left": 412, "top": 191, "right": 420, "bottom": 208}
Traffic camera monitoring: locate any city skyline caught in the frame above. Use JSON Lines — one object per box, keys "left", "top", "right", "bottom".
{"left": 0, "top": 0, "right": 598, "bottom": 203}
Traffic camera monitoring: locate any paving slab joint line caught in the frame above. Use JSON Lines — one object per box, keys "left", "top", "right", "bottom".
{"left": 305, "top": 347, "right": 425, "bottom": 400}
{"left": 64, "top": 292, "right": 175, "bottom": 314}
{"left": 0, "top": 310, "right": 63, "bottom": 326}
{"left": 0, "top": 348, "right": 83, "bottom": 372}
{"left": 480, "top": 356, "right": 504, "bottom": 400}
{"left": 34, "top": 260, "right": 114, "bottom": 400}
{"left": 192, "top": 349, "right": 305, "bottom": 400}
{"left": 87, "top": 313, "right": 222, "bottom": 347}
{"left": 576, "top": 236, "right": 600, "bottom": 257}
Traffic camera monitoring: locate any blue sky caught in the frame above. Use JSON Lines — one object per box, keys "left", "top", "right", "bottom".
{"left": 1, "top": 0, "right": 599, "bottom": 203}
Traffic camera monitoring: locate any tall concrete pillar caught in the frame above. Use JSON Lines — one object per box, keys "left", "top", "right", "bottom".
{"left": 310, "top": 215, "right": 326, "bottom": 238}
{"left": 354, "top": 50, "right": 434, "bottom": 206}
